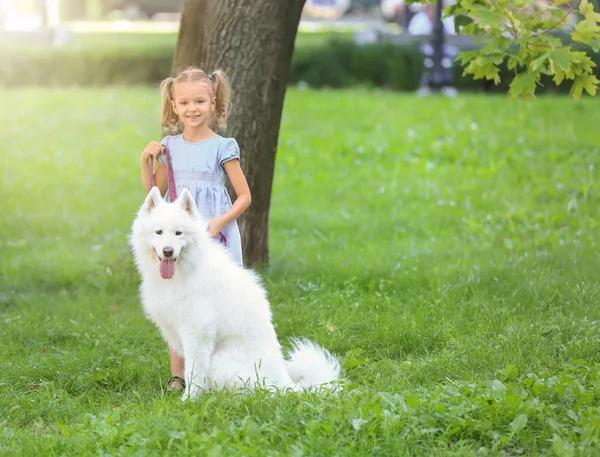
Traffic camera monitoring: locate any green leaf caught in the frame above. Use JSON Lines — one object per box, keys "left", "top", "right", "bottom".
{"left": 537, "top": 34, "right": 563, "bottom": 49}
{"left": 507, "top": 55, "right": 523, "bottom": 71}
{"left": 552, "top": 434, "right": 574, "bottom": 457}
{"left": 570, "top": 51, "right": 596, "bottom": 73}
{"left": 469, "top": 5, "right": 504, "bottom": 28}
{"left": 553, "top": 68, "right": 566, "bottom": 85}
{"left": 498, "top": 364, "right": 518, "bottom": 381}
{"left": 580, "top": 0, "right": 600, "bottom": 21}
{"left": 549, "top": 48, "right": 573, "bottom": 72}
{"left": 207, "top": 445, "right": 223, "bottom": 457}
{"left": 405, "top": 395, "right": 420, "bottom": 409}
{"left": 530, "top": 52, "right": 551, "bottom": 72}
{"left": 54, "top": 422, "right": 71, "bottom": 438}
{"left": 492, "top": 379, "right": 507, "bottom": 396}
{"left": 445, "top": 4, "right": 459, "bottom": 17}
{"left": 454, "top": 14, "right": 474, "bottom": 34}
{"left": 509, "top": 73, "right": 537, "bottom": 100}
{"left": 465, "top": 60, "right": 501, "bottom": 84}
{"left": 480, "top": 37, "right": 511, "bottom": 56}
{"left": 478, "top": 53, "right": 504, "bottom": 65}
{"left": 548, "top": 7, "right": 568, "bottom": 20}
{"left": 570, "top": 73, "right": 599, "bottom": 99}
{"left": 344, "top": 358, "right": 366, "bottom": 369}
{"left": 572, "top": 18, "right": 599, "bottom": 44}
{"left": 548, "top": 418, "right": 563, "bottom": 431}
{"left": 509, "top": 414, "right": 528, "bottom": 434}
{"left": 458, "top": 49, "right": 480, "bottom": 65}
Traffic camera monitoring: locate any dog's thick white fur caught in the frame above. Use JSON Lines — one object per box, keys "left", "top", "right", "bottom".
{"left": 130, "top": 187, "right": 340, "bottom": 400}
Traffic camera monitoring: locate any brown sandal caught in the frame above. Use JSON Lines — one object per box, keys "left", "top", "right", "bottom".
{"left": 167, "top": 376, "right": 186, "bottom": 393}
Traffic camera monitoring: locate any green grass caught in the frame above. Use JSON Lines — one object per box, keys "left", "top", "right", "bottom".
{"left": 71, "top": 31, "right": 337, "bottom": 49}
{"left": 1, "top": 88, "right": 599, "bottom": 456}
{"left": 1, "top": 30, "right": 345, "bottom": 51}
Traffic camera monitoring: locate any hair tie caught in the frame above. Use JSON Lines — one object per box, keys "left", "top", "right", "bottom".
{"left": 207, "top": 74, "right": 213, "bottom": 81}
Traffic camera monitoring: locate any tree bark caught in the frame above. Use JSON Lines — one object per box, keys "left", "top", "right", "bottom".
{"left": 172, "top": 0, "right": 306, "bottom": 266}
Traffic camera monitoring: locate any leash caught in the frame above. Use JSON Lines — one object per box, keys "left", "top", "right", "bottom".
{"left": 148, "top": 146, "right": 176, "bottom": 202}
{"left": 147, "top": 147, "right": 227, "bottom": 246}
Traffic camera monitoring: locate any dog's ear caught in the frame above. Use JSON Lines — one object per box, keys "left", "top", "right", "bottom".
{"left": 178, "top": 188, "right": 198, "bottom": 217}
{"left": 142, "top": 187, "right": 163, "bottom": 212}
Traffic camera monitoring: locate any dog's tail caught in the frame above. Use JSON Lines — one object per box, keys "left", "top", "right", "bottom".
{"left": 284, "top": 338, "right": 340, "bottom": 388}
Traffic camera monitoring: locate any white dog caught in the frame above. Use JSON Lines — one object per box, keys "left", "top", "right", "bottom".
{"left": 130, "top": 187, "right": 340, "bottom": 400}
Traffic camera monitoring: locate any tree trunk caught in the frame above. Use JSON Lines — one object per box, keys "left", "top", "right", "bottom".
{"left": 172, "top": 0, "right": 306, "bottom": 266}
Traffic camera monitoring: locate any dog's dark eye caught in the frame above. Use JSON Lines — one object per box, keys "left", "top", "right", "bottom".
{"left": 155, "top": 230, "right": 163, "bottom": 235}
{"left": 175, "top": 231, "right": 182, "bottom": 236}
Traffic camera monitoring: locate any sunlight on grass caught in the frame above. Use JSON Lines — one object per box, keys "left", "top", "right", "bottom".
{"left": 1, "top": 88, "right": 599, "bottom": 456}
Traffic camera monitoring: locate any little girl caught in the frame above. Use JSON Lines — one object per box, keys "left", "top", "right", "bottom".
{"left": 140, "top": 67, "right": 251, "bottom": 392}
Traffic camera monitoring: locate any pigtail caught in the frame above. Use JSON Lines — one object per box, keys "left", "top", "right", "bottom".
{"left": 210, "top": 69, "right": 232, "bottom": 129}
{"left": 159, "top": 77, "right": 181, "bottom": 135}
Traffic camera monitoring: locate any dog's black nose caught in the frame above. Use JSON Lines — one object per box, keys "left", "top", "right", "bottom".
{"left": 163, "top": 247, "right": 174, "bottom": 258}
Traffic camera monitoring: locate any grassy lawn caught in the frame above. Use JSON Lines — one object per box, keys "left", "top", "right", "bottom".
{"left": 1, "top": 88, "right": 599, "bottom": 456}
{"left": 1, "top": 30, "right": 346, "bottom": 51}
{"left": 69, "top": 31, "right": 341, "bottom": 48}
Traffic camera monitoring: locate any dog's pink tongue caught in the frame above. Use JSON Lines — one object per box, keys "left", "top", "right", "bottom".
{"left": 160, "top": 259, "right": 176, "bottom": 279}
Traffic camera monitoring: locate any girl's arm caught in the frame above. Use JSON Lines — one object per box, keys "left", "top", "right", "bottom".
{"left": 209, "top": 159, "right": 251, "bottom": 234}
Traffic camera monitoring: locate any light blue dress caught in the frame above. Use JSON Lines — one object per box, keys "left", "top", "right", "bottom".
{"left": 158, "top": 134, "right": 243, "bottom": 266}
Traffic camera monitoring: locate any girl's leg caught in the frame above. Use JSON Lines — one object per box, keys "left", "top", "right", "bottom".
{"left": 169, "top": 347, "right": 185, "bottom": 390}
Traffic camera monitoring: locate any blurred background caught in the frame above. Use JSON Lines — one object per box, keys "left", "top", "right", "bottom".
{"left": 0, "top": 0, "right": 591, "bottom": 94}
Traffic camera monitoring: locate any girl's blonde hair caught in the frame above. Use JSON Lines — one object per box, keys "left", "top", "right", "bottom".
{"left": 160, "top": 67, "right": 231, "bottom": 135}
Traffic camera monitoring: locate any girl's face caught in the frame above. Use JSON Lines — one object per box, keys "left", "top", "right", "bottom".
{"left": 171, "top": 81, "right": 216, "bottom": 131}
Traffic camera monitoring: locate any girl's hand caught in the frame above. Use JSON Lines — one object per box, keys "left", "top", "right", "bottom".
{"left": 207, "top": 217, "right": 225, "bottom": 238}
{"left": 141, "top": 141, "right": 165, "bottom": 162}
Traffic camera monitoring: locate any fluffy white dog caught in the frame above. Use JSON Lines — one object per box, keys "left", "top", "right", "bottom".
{"left": 130, "top": 187, "right": 340, "bottom": 400}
